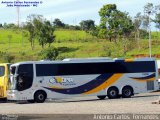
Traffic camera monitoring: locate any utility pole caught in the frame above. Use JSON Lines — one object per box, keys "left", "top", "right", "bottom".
{"left": 17, "top": 0, "right": 20, "bottom": 27}
{"left": 144, "top": 3, "right": 154, "bottom": 58}
{"left": 148, "top": 11, "right": 152, "bottom": 58}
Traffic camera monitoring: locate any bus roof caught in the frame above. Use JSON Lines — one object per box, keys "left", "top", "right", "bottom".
{"left": 10, "top": 57, "right": 156, "bottom": 67}
{"left": 0, "top": 63, "right": 11, "bottom": 66}
{"left": 62, "top": 57, "right": 112, "bottom": 61}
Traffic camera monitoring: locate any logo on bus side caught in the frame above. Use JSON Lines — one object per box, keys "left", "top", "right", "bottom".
{"left": 49, "top": 76, "right": 76, "bottom": 86}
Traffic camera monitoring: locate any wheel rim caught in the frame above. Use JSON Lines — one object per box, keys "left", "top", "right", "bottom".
{"left": 38, "top": 94, "right": 44, "bottom": 101}
{"left": 110, "top": 90, "right": 116, "bottom": 97}
{"left": 124, "top": 89, "right": 131, "bottom": 96}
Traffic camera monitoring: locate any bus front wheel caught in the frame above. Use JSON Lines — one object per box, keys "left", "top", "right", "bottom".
{"left": 34, "top": 91, "right": 46, "bottom": 103}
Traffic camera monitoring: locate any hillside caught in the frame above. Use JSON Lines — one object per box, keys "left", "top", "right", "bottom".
{"left": 0, "top": 28, "right": 160, "bottom": 63}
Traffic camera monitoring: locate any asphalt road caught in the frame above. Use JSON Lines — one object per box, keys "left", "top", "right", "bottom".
{"left": 0, "top": 92, "right": 160, "bottom": 120}
{"left": 0, "top": 92, "right": 160, "bottom": 115}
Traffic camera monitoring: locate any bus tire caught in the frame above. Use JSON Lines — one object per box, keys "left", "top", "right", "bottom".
{"left": 97, "top": 95, "right": 106, "bottom": 100}
{"left": 34, "top": 91, "right": 46, "bottom": 103}
{"left": 122, "top": 86, "right": 133, "bottom": 98}
{"left": 107, "top": 87, "right": 119, "bottom": 99}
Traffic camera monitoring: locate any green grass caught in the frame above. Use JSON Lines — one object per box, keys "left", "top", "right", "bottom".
{"left": 0, "top": 29, "right": 28, "bottom": 43}
{"left": 152, "top": 31, "right": 160, "bottom": 40}
{"left": 0, "top": 28, "right": 160, "bottom": 63}
{"left": 55, "top": 30, "right": 95, "bottom": 42}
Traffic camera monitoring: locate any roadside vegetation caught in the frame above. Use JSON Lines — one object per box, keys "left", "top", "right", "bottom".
{"left": 0, "top": 3, "right": 160, "bottom": 63}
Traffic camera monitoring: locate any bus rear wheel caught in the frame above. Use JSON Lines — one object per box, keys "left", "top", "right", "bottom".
{"left": 97, "top": 95, "right": 106, "bottom": 100}
{"left": 107, "top": 87, "right": 119, "bottom": 99}
{"left": 122, "top": 86, "right": 133, "bottom": 98}
{"left": 34, "top": 91, "right": 46, "bottom": 103}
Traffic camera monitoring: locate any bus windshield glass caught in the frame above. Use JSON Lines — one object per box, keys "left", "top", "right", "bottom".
{"left": 0, "top": 66, "right": 5, "bottom": 77}
{"left": 8, "top": 66, "right": 17, "bottom": 90}
{"left": 9, "top": 64, "right": 34, "bottom": 91}
{"left": 10, "top": 66, "right": 16, "bottom": 75}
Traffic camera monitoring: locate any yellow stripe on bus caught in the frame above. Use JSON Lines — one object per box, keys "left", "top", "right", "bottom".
{"left": 125, "top": 59, "right": 133, "bottom": 62}
{"left": 83, "top": 74, "right": 123, "bottom": 95}
{"left": 50, "top": 86, "right": 64, "bottom": 89}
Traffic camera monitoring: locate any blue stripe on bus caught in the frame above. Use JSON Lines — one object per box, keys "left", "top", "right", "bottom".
{"left": 44, "top": 73, "right": 113, "bottom": 95}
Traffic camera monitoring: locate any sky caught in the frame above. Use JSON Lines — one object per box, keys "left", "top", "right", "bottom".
{"left": 0, "top": 0, "right": 159, "bottom": 29}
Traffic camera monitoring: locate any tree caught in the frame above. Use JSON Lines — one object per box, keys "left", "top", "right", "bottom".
{"left": 3, "top": 23, "right": 18, "bottom": 29}
{"left": 154, "top": 5, "right": 160, "bottom": 31}
{"left": 39, "top": 47, "right": 59, "bottom": 60}
{"left": 25, "top": 15, "right": 55, "bottom": 49}
{"left": 27, "top": 23, "right": 35, "bottom": 50}
{"left": 98, "top": 4, "right": 117, "bottom": 41}
{"left": 25, "top": 14, "right": 37, "bottom": 50}
{"left": 3, "top": 23, "right": 7, "bottom": 29}
{"left": 89, "top": 25, "right": 99, "bottom": 37}
{"left": 98, "top": 4, "right": 134, "bottom": 43}
{"left": 144, "top": 3, "right": 154, "bottom": 14}
{"left": 79, "top": 20, "right": 95, "bottom": 32}
{"left": 32, "top": 16, "right": 45, "bottom": 48}
{"left": 152, "top": 4, "right": 160, "bottom": 41}
{"left": 44, "top": 20, "right": 55, "bottom": 47}
{"left": 134, "top": 12, "right": 143, "bottom": 49}
{"left": 142, "top": 15, "right": 150, "bottom": 30}
{"left": 134, "top": 12, "right": 143, "bottom": 37}
{"left": 119, "top": 13, "right": 134, "bottom": 54}
{"left": 155, "top": 14, "right": 160, "bottom": 30}
{"left": 143, "top": 3, "right": 155, "bottom": 31}
{"left": 53, "top": 18, "right": 65, "bottom": 28}
{"left": 25, "top": 22, "right": 35, "bottom": 50}
{"left": 98, "top": 4, "right": 135, "bottom": 55}
{"left": 33, "top": 18, "right": 55, "bottom": 48}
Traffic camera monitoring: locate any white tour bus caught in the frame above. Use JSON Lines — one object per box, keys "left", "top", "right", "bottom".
{"left": 7, "top": 58, "right": 159, "bottom": 103}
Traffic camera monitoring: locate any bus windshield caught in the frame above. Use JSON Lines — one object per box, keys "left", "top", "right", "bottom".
{"left": 10, "top": 66, "right": 16, "bottom": 75}
{"left": 8, "top": 64, "right": 34, "bottom": 91}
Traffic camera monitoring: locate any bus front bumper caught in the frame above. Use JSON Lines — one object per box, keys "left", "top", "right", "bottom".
{"left": 7, "top": 90, "right": 29, "bottom": 101}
